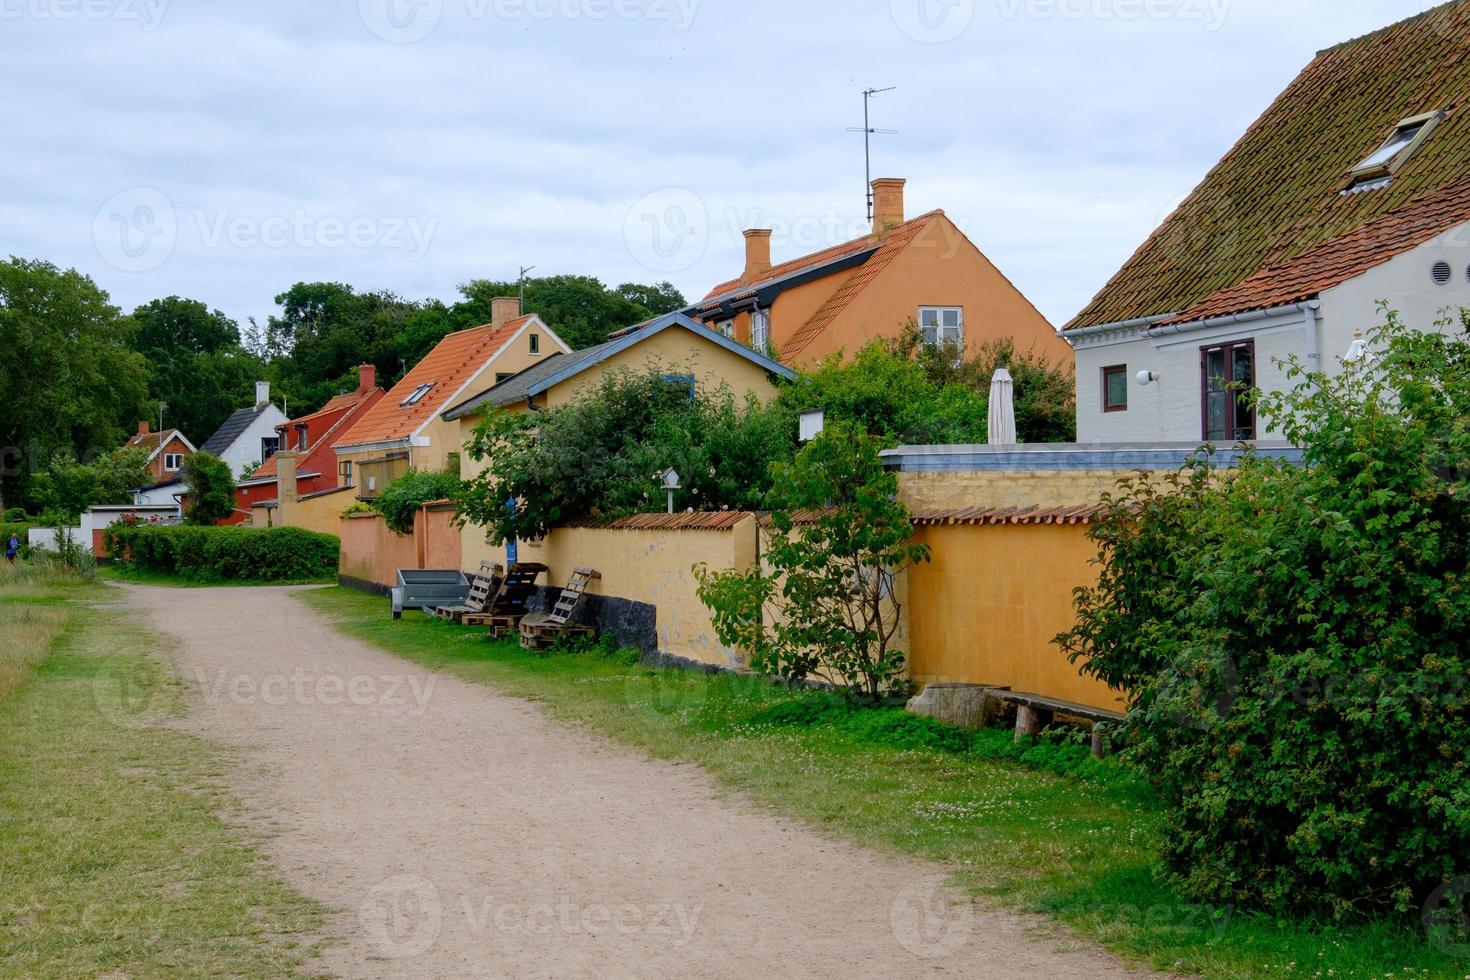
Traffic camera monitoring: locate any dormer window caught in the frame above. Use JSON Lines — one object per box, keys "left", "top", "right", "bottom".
{"left": 1345, "top": 111, "right": 1444, "bottom": 193}
{"left": 401, "top": 382, "right": 436, "bottom": 407}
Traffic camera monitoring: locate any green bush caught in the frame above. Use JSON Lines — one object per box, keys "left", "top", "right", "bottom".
{"left": 373, "top": 470, "right": 464, "bottom": 535}
{"left": 1057, "top": 312, "right": 1470, "bottom": 921}
{"left": 2, "top": 508, "right": 27, "bottom": 523}
{"left": 104, "top": 524, "right": 338, "bottom": 582}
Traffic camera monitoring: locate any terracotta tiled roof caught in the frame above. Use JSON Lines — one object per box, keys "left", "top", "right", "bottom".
{"left": 568, "top": 512, "right": 754, "bottom": 531}
{"left": 782, "top": 212, "right": 942, "bottom": 360}
{"left": 251, "top": 385, "right": 382, "bottom": 481}
{"left": 910, "top": 505, "right": 1106, "bottom": 527}
{"left": 125, "top": 428, "right": 187, "bottom": 454}
{"left": 699, "top": 230, "right": 888, "bottom": 305}
{"left": 1069, "top": 0, "right": 1470, "bottom": 329}
{"left": 336, "top": 322, "right": 524, "bottom": 447}
{"left": 1165, "top": 176, "right": 1470, "bottom": 323}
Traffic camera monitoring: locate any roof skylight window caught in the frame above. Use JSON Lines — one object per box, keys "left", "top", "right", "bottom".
{"left": 401, "top": 382, "right": 436, "bottom": 407}
{"left": 1345, "top": 110, "right": 1444, "bottom": 192}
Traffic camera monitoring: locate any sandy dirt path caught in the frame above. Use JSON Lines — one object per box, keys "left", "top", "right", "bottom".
{"left": 120, "top": 583, "right": 1164, "bottom": 979}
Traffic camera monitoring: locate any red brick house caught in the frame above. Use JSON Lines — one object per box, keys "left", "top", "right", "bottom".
{"left": 232, "top": 365, "right": 386, "bottom": 522}
{"left": 125, "top": 422, "right": 196, "bottom": 483}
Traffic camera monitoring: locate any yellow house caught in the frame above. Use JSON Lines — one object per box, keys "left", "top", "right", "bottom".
{"left": 688, "top": 177, "right": 1070, "bottom": 369}
{"left": 332, "top": 299, "right": 571, "bottom": 497}
{"left": 441, "top": 311, "right": 797, "bottom": 571}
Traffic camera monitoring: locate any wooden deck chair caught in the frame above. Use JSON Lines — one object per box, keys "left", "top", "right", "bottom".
{"left": 479, "top": 562, "right": 549, "bottom": 635}
{"left": 519, "top": 567, "right": 601, "bottom": 650}
{"left": 431, "top": 562, "right": 503, "bottom": 623}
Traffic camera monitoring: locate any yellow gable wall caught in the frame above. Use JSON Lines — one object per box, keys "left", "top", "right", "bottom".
{"left": 795, "top": 214, "right": 1070, "bottom": 368}
{"left": 456, "top": 327, "right": 782, "bottom": 483}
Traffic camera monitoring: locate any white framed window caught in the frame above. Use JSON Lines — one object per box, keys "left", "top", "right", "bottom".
{"left": 164, "top": 453, "right": 183, "bottom": 472}
{"left": 751, "top": 310, "right": 771, "bottom": 354}
{"left": 400, "top": 382, "right": 436, "bottom": 407}
{"left": 340, "top": 461, "right": 353, "bottom": 487}
{"left": 919, "top": 307, "right": 963, "bottom": 347}
{"left": 717, "top": 320, "right": 734, "bottom": 339}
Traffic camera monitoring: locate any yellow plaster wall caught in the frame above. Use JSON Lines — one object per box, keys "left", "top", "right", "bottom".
{"left": 897, "top": 470, "right": 1132, "bottom": 512}
{"left": 278, "top": 487, "right": 356, "bottom": 537}
{"left": 463, "top": 518, "right": 759, "bottom": 669}
{"left": 907, "top": 523, "right": 1122, "bottom": 712}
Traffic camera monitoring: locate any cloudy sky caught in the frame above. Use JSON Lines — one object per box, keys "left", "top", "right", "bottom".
{"left": 0, "top": 0, "right": 1446, "bottom": 331}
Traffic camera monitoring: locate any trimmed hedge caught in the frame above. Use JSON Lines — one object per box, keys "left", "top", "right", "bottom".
{"left": 105, "top": 524, "right": 338, "bottom": 583}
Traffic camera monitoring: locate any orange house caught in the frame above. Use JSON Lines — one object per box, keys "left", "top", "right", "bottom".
{"left": 687, "top": 178, "right": 1068, "bottom": 368}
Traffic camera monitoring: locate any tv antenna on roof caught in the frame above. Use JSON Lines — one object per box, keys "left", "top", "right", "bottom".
{"left": 846, "top": 87, "right": 898, "bottom": 223}
{"left": 518, "top": 265, "right": 537, "bottom": 314}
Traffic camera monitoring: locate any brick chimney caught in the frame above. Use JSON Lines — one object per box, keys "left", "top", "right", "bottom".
{"left": 357, "top": 364, "right": 377, "bottom": 392}
{"left": 743, "top": 229, "right": 773, "bottom": 283}
{"left": 872, "top": 178, "right": 906, "bottom": 235}
{"left": 255, "top": 381, "right": 271, "bottom": 410}
{"left": 137, "top": 420, "right": 151, "bottom": 438}
{"left": 491, "top": 296, "right": 522, "bottom": 330}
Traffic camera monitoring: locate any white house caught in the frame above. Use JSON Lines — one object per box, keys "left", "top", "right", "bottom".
{"left": 199, "top": 382, "right": 289, "bottom": 479}
{"left": 1065, "top": 2, "right": 1470, "bottom": 444}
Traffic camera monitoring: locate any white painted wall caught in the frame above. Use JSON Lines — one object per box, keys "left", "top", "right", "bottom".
{"left": 1074, "top": 308, "right": 1306, "bottom": 444}
{"left": 218, "top": 405, "right": 288, "bottom": 480}
{"left": 28, "top": 527, "right": 83, "bottom": 553}
{"left": 1319, "top": 221, "right": 1470, "bottom": 371}
{"left": 134, "top": 482, "right": 184, "bottom": 507}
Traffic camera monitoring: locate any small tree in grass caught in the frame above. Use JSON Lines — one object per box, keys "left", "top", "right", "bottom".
{"left": 183, "top": 452, "right": 236, "bottom": 525}
{"left": 696, "top": 424, "right": 930, "bottom": 703}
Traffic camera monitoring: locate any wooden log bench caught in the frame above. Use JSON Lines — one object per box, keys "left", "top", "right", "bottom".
{"left": 987, "top": 690, "right": 1126, "bottom": 759}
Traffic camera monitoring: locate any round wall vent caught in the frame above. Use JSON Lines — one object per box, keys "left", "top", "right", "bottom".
{"left": 1433, "top": 260, "right": 1453, "bottom": 284}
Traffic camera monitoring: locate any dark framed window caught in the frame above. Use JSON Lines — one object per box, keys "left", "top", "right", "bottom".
{"left": 1102, "top": 365, "right": 1129, "bottom": 413}
{"left": 340, "top": 461, "right": 353, "bottom": 486}
{"left": 529, "top": 334, "right": 541, "bottom": 355}
{"left": 296, "top": 425, "right": 309, "bottom": 451}
{"left": 260, "top": 437, "right": 280, "bottom": 461}
{"left": 1201, "top": 339, "right": 1256, "bottom": 442}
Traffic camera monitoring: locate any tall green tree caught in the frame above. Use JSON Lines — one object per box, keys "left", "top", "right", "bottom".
{"left": 0, "top": 258, "right": 149, "bottom": 510}
{"left": 458, "top": 275, "right": 687, "bottom": 349}
{"left": 182, "top": 452, "right": 237, "bottom": 525}
{"left": 132, "top": 297, "right": 266, "bottom": 446}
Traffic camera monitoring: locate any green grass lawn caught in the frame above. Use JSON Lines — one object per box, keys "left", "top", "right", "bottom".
{"left": 304, "top": 585, "right": 1470, "bottom": 980}
{"left": 0, "top": 564, "right": 327, "bottom": 978}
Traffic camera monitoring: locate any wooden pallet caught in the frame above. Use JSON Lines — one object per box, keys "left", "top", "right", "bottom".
{"left": 519, "top": 567, "right": 601, "bottom": 650}
{"left": 478, "top": 563, "right": 549, "bottom": 638}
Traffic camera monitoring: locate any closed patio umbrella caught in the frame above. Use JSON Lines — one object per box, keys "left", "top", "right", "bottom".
{"left": 988, "top": 367, "right": 1017, "bottom": 446}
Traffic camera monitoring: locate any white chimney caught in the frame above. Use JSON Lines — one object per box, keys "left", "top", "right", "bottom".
{"left": 256, "top": 381, "right": 270, "bottom": 409}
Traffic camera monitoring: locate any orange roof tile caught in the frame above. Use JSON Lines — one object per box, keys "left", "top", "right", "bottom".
{"left": 699, "top": 232, "right": 887, "bottom": 305}
{"left": 568, "top": 511, "right": 755, "bottom": 532}
{"left": 909, "top": 505, "right": 1106, "bottom": 527}
{"left": 125, "top": 428, "right": 188, "bottom": 455}
{"left": 782, "top": 212, "right": 942, "bottom": 360}
{"left": 251, "top": 385, "right": 382, "bottom": 481}
{"left": 336, "top": 322, "right": 524, "bottom": 447}
{"left": 1070, "top": 1, "right": 1470, "bottom": 329}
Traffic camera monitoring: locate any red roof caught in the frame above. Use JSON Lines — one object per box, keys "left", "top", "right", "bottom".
{"left": 336, "top": 321, "right": 528, "bottom": 448}
{"left": 125, "top": 428, "right": 189, "bottom": 456}
{"left": 251, "top": 384, "right": 383, "bottom": 481}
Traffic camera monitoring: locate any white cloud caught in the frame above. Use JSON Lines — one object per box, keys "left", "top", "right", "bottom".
{"left": 0, "top": 0, "right": 1448, "bottom": 328}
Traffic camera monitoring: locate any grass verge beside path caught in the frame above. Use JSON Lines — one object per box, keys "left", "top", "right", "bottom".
{"left": 304, "top": 585, "right": 1469, "bottom": 980}
{"left": 0, "top": 565, "right": 326, "bottom": 978}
